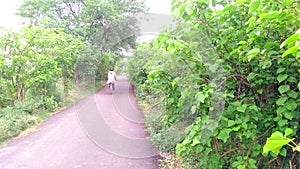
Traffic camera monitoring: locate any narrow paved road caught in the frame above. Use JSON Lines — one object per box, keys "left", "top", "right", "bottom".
{"left": 0, "top": 75, "right": 159, "bottom": 169}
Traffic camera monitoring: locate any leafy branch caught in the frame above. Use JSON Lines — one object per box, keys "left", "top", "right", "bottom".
{"left": 263, "top": 128, "right": 300, "bottom": 156}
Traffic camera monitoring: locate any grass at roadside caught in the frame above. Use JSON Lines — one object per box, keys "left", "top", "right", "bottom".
{"left": 0, "top": 81, "right": 105, "bottom": 147}
{"left": 134, "top": 91, "right": 184, "bottom": 169}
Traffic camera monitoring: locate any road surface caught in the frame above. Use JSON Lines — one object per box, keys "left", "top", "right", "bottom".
{"left": 0, "top": 75, "right": 159, "bottom": 169}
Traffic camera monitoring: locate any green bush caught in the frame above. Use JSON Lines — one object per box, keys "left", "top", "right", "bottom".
{"left": 0, "top": 97, "right": 58, "bottom": 144}
{"left": 41, "top": 96, "right": 58, "bottom": 111}
{"left": 127, "top": 0, "right": 300, "bottom": 168}
{"left": 0, "top": 106, "right": 39, "bottom": 143}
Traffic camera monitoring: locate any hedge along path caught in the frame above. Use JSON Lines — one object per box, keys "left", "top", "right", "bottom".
{"left": 0, "top": 75, "right": 159, "bottom": 169}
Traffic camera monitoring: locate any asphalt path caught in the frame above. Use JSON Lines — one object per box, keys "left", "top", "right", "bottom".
{"left": 0, "top": 75, "right": 159, "bottom": 169}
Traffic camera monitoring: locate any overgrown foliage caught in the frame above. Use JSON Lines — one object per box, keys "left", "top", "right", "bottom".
{"left": 16, "top": 0, "right": 149, "bottom": 87}
{"left": 0, "top": 26, "right": 85, "bottom": 106}
{"left": 127, "top": 0, "right": 300, "bottom": 168}
{"left": 17, "top": 0, "right": 147, "bottom": 52}
{"left": 263, "top": 128, "right": 300, "bottom": 156}
{"left": 0, "top": 100, "right": 52, "bottom": 144}
{"left": 1, "top": 0, "right": 148, "bottom": 144}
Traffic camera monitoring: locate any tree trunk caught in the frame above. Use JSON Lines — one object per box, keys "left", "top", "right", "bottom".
{"left": 20, "top": 83, "right": 26, "bottom": 103}
{"left": 63, "top": 66, "right": 69, "bottom": 96}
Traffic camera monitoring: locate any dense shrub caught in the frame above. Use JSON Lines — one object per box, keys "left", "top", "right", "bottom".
{"left": 127, "top": 0, "right": 300, "bottom": 168}
{"left": 0, "top": 105, "right": 39, "bottom": 143}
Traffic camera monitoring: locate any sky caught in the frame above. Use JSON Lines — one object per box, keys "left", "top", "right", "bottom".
{"left": 0, "top": 0, "right": 24, "bottom": 30}
{"left": 0, "top": 0, "right": 172, "bottom": 32}
{"left": 145, "top": 0, "right": 172, "bottom": 15}
{"left": 139, "top": 0, "right": 173, "bottom": 42}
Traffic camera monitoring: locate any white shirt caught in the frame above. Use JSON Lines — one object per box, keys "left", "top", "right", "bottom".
{"left": 107, "top": 71, "right": 116, "bottom": 83}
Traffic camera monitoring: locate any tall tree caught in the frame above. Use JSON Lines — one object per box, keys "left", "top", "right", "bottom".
{"left": 17, "top": 0, "right": 148, "bottom": 53}
{"left": 0, "top": 26, "right": 86, "bottom": 106}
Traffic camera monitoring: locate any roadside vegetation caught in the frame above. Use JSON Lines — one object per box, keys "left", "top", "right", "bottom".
{"left": 0, "top": 0, "right": 146, "bottom": 145}
{"left": 1, "top": 0, "right": 300, "bottom": 168}
{"left": 127, "top": 0, "right": 300, "bottom": 168}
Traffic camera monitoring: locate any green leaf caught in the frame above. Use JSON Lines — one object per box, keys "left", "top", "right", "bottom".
{"left": 232, "top": 126, "right": 241, "bottom": 131}
{"left": 191, "top": 137, "right": 200, "bottom": 146}
{"left": 168, "top": 98, "right": 175, "bottom": 104}
{"left": 278, "top": 119, "right": 287, "bottom": 126}
{"left": 276, "top": 67, "right": 286, "bottom": 74}
{"left": 287, "top": 91, "right": 298, "bottom": 99}
{"left": 238, "top": 165, "right": 246, "bottom": 169}
{"left": 231, "top": 101, "right": 242, "bottom": 107}
{"left": 249, "top": 0, "right": 260, "bottom": 13}
{"left": 263, "top": 131, "right": 293, "bottom": 155}
{"left": 246, "top": 16, "right": 256, "bottom": 25}
{"left": 247, "top": 72, "right": 256, "bottom": 81}
{"left": 238, "top": 41, "right": 248, "bottom": 45}
{"left": 285, "top": 102, "right": 297, "bottom": 111}
{"left": 181, "top": 138, "right": 191, "bottom": 145}
{"left": 207, "top": 121, "right": 218, "bottom": 131}
{"left": 278, "top": 85, "right": 290, "bottom": 94}
{"left": 283, "top": 0, "right": 293, "bottom": 7}
{"left": 288, "top": 76, "right": 297, "bottom": 83}
{"left": 248, "top": 48, "right": 260, "bottom": 55}
{"left": 249, "top": 105, "right": 259, "bottom": 111}
{"left": 298, "top": 82, "right": 300, "bottom": 90}
{"left": 232, "top": 161, "right": 239, "bottom": 168}
{"left": 284, "top": 128, "right": 293, "bottom": 137}
{"left": 277, "top": 74, "right": 288, "bottom": 83}
{"left": 196, "top": 92, "right": 207, "bottom": 103}
{"left": 228, "top": 120, "right": 236, "bottom": 127}
{"left": 179, "top": 4, "right": 187, "bottom": 15}
{"left": 237, "top": 104, "right": 247, "bottom": 113}
{"left": 257, "top": 89, "right": 263, "bottom": 94}
{"left": 280, "top": 148, "right": 287, "bottom": 157}
{"left": 276, "top": 106, "right": 286, "bottom": 115}
{"left": 195, "top": 145, "right": 204, "bottom": 153}
{"left": 209, "top": 63, "right": 219, "bottom": 73}
{"left": 247, "top": 48, "right": 260, "bottom": 61}
{"left": 254, "top": 29, "right": 261, "bottom": 36}
{"left": 280, "top": 33, "right": 299, "bottom": 48}
{"left": 260, "top": 60, "right": 272, "bottom": 69}
{"left": 284, "top": 111, "right": 294, "bottom": 120}
{"left": 212, "top": 0, "right": 217, "bottom": 6}
{"left": 252, "top": 144, "right": 262, "bottom": 156}
{"left": 282, "top": 46, "right": 299, "bottom": 58}
{"left": 217, "top": 128, "right": 231, "bottom": 142}
{"left": 276, "top": 96, "right": 287, "bottom": 105}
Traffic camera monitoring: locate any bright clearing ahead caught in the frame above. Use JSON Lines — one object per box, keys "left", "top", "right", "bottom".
{"left": 145, "top": 0, "right": 172, "bottom": 15}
